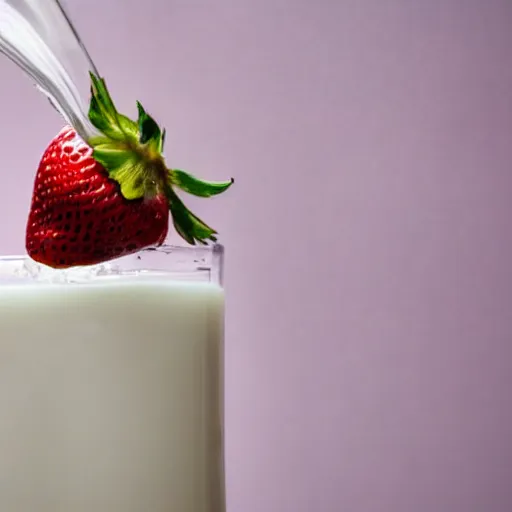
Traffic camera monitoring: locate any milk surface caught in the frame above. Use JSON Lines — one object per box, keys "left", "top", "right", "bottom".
{"left": 0, "top": 277, "right": 225, "bottom": 512}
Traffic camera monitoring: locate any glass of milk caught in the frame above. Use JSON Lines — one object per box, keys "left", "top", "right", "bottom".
{"left": 0, "top": 245, "right": 225, "bottom": 512}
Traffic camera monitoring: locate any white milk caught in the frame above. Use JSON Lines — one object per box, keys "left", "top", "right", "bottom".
{"left": 0, "top": 277, "right": 225, "bottom": 512}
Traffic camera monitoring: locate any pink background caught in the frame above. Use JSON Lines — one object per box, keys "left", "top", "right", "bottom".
{"left": 1, "top": 1, "right": 512, "bottom": 511}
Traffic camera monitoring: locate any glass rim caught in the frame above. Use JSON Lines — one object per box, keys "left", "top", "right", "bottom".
{"left": 0, "top": 244, "right": 225, "bottom": 285}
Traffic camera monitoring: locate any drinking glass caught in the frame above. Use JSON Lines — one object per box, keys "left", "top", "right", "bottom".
{"left": 0, "top": 245, "right": 225, "bottom": 512}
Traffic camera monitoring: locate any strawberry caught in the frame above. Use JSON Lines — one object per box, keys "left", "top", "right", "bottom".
{"left": 26, "top": 126, "right": 169, "bottom": 268}
{"left": 26, "top": 73, "right": 233, "bottom": 268}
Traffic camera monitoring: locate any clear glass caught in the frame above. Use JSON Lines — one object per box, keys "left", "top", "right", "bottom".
{"left": 0, "top": 245, "right": 225, "bottom": 512}
{"left": 0, "top": 0, "right": 100, "bottom": 139}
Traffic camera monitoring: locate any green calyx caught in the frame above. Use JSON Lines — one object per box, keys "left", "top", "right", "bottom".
{"left": 86, "top": 72, "right": 233, "bottom": 244}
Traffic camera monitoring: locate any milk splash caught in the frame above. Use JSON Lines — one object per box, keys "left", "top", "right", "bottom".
{"left": 0, "top": 0, "right": 98, "bottom": 140}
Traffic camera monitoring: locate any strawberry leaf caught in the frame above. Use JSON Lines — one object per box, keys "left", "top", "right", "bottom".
{"left": 165, "top": 186, "right": 217, "bottom": 245}
{"left": 136, "top": 101, "right": 162, "bottom": 151}
{"left": 88, "top": 72, "right": 138, "bottom": 143}
{"left": 90, "top": 73, "right": 116, "bottom": 117}
{"left": 171, "top": 169, "right": 234, "bottom": 197}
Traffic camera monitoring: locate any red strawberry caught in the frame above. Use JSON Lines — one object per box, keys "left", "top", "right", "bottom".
{"left": 25, "top": 73, "right": 233, "bottom": 268}
{"left": 26, "top": 126, "right": 169, "bottom": 268}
